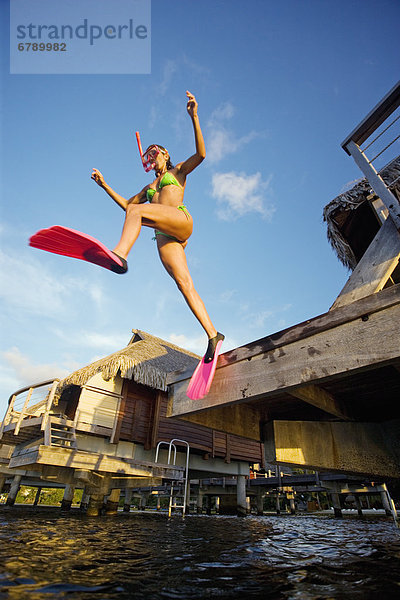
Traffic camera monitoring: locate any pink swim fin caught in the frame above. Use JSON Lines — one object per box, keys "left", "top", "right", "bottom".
{"left": 186, "top": 339, "right": 223, "bottom": 400}
{"left": 29, "top": 225, "right": 127, "bottom": 274}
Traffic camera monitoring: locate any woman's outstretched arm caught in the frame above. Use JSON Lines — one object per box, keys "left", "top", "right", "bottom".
{"left": 91, "top": 168, "right": 147, "bottom": 210}
{"left": 178, "top": 91, "right": 206, "bottom": 177}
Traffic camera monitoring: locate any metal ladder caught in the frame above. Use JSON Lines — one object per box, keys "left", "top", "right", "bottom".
{"left": 155, "top": 439, "right": 190, "bottom": 517}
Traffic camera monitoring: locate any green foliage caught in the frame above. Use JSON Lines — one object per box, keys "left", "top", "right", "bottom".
{"left": 15, "top": 486, "right": 83, "bottom": 506}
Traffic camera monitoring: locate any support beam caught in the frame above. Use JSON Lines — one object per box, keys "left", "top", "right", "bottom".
{"left": 256, "top": 491, "right": 264, "bottom": 515}
{"left": 80, "top": 489, "right": 90, "bottom": 511}
{"left": 331, "top": 215, "right": 400, "bottom": 309}
{"left": 6, "top": 475, "right": 22, "bottom": 506}
{"left": 353, "top": 494, "right": 363, "bottom": 517}
{"left": 9, "top": 445, "right": 184, "bottom": 481}
{"left": 264, "top": 419, "right": 400, "bottom": 478}
{"left": 61, "top": 484, "right": 75, "bottom": 511}
{"left": 105, "top": 488, "right": 121, "bottom": 514}
{"left": 169, "top": 292, "right": 400, "bottom": 420}
{"left": 275, "top": 494, "right": 281, "bottom": 515}
{"left": 236, "top": 475, "right": 247, "bottom": 517}
{"left": 381, "top": 483, "right": 397, "bottom": 519}
{"left": 196, "top": 488, "right": 204, "bottom": 514}
{"left": 288, "top": 384, "right": 351, "bottom": 421}
{"left": 33, "top": 487, "right": 42, "bottom": 507}
{"left": 168, "top": 404, "right": 260, "bottom": 441}
{"left": 123, "top": 489, "right": 132, "bottom": 512}
{"left": 330, "top": 492, "right": 343, "bottom": 518}
{"left": 288, "top": 495, "right": 296, "bottom": 515}
{"left": 86, "top": 492, "right": 104, "bottom": 517}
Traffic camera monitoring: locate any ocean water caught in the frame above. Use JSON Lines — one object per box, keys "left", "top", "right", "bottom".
{"left": 0, "top": 508, "right": 399, "bottom": 599}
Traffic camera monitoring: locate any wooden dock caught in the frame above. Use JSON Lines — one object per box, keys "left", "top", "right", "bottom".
{"left": 168, "top": 84, "right": 400, "bottom": 482}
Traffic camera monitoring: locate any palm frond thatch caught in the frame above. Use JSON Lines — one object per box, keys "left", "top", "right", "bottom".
{"left": 56, "top": 330, "right": 200, "bottom": 397}
{"left": 323, "top": 156, "right": 400, "bottom": 269}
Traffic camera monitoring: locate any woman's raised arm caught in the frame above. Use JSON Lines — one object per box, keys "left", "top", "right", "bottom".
{"left": 178, "top": 91, "right": 206, "bottom": 177}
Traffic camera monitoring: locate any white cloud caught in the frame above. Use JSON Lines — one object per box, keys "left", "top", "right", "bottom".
{"left": 209, "top": 102, "right": 236, "bottom": 122}
{"left": 82, "top": 331, "right": 128, "bottom": 350}
{"left": 2, "top": 346, "right": 72, "bottom": 387}
{"left": 0, "top": 250, "right": 71, "bottom": 317}
{"left": 52, "top": 328, "right": 127, "bottom": 351}
{"left": 242, "top": 302, "right": 292, "bottom": 331}
{"left": 211, "top": 171, "right": 275, "bottom": 221}
{"left": 219, "top": 289, "right": 236, "bottom": 303}
{"left": 159, "top": 59, "right": 178, "bottom": 96}
{"left": 168, "top": 333, "right": 205, "bottom": 356}
{"left": 0, "top": 249, "right": 106, "bottom": 318}
{"left": 206, "top": 102, "right": 259, "bottom": 163}
{"left": 167, "top": 332, "right": 239, "bottom": 357}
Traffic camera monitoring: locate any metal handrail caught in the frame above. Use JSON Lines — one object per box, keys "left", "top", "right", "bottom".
{"left": 155, "top": 439, "right": 190, "bottom": 517}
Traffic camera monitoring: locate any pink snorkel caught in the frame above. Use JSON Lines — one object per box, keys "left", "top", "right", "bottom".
{"left": 136, "top": 131, "right": 159, "bottom": 172}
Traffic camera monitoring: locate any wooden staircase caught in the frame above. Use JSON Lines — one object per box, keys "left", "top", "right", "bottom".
{"left": 44, "top": 416, "right": 77, "bottom": 449}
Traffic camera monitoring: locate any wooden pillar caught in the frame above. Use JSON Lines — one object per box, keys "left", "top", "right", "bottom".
{"left": 353, "top": 494, "right": 363, "bottom": 517}
{"left": 0, "top": 475, "right": 6, "bottom": 494}
{"left": 196, "top": 489, "right": 204, "bottom": 514}
{"left": 215, "top": 496, "right": 220, "bottom": 514}
{"left": 185, "top": 481, "right": 191, "bottom": 514}
{"left": 6, "top": 475, "right": 22, "bottom": 506}
{"left": 205, "top": 495, "right": 212, "bottom": 515}
{"left": 105, "top": 489, "right": 121, "bottom": 515}
{"left": 288, "top": 494, "right": 296, "bottom": 515}
{"left": 33, "top": 487, "right": 42, "bottom": 506}
{"left": 61, "top": 484, "right": 75, "bottom": 511}
{"left": 256, "top": 491, "right": 264, "bottom": 515}
{"left": 80, "top": 488, "right": 90, "bottom": 511}
{"left": 139, "top": 493, "right": 149, "bottom": 511}
{"left": 237, "top": 475, "right": 247, "bottom": 517}
{"left": 381, "top": 484, "right": 397, "bottom": 518}
{"left": 275, "top": 494, "right": 281, "bottom": 515}
{"left": 86, "top": 492, "right": 104, "bottom": 517}
{"left": 330, "top": 492, "right": 342, "bottom": 518}
{"left": 123, "top": 489, "right": 132, "bottom": 512}
{"left": 156, "top": 494, "right": 162, "bottom": 511}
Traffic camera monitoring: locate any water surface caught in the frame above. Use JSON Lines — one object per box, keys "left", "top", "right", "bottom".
{"left": 0, "top": 508, "right": 399, "bottom": 599}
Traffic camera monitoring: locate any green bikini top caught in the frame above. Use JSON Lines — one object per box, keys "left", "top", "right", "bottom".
{"left": 146, "top": 171, "right": 182, "bottom": 202}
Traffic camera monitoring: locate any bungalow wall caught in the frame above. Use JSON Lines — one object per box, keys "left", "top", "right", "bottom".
{"left": 115, "top": 381, "right": 264, "bottom": 465}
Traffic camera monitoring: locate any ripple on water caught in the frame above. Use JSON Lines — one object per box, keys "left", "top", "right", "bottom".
{"left": 0, "top": 510, "right": 399, "bottom": 599}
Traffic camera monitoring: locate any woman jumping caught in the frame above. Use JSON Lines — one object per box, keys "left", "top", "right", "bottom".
{"left": 90, "top": 91, "right": 224, "bottom": 362}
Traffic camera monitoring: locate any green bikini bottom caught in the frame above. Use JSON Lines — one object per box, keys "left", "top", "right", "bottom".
{"left": 153, "top": 205, "right": 191, "bottom": 242}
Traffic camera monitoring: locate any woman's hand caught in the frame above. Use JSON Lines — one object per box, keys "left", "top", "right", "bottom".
{"left": 91, "top": 168, "right": 105, "bottom": 187}
{"left": 186, "top": 90, "right": 198, "bottom": 118}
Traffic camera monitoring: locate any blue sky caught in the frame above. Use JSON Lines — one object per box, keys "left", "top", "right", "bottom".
{"left": 1, "top": 0, "right": 399, "bottom": 415}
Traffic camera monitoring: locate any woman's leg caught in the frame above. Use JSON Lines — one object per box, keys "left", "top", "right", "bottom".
{"left": 157, "top": 236, "right": 217, "bottom": 340}
{"left": 113, "top": 203, "right": 193, "bottom": 259}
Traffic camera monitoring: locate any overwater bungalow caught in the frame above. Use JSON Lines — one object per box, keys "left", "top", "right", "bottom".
{"left": 0, "top": 330, "right": 263, "bottom": 515}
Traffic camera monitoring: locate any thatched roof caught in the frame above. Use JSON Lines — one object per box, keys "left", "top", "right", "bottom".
{"left": 56, "top": 329, "right": 200, "bottom": 396}
{"left": 323, "top": 156, "right": 400, "bottom": 269}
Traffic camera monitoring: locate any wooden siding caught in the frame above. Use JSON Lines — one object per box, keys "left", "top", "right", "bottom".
{"left": 118, "top": 381, "right": 262, "bottom": 464}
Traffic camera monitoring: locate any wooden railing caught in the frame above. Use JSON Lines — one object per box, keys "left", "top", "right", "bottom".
{"left": 0, "top": 379, "right": 60, "bottom": 440}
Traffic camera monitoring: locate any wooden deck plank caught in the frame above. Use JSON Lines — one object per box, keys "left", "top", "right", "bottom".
{"left": 8, "top": 445, "right": 184, "bottom": 479}
{"left": 169, "top": 301, "right": 400, "bottom": 417}
{"left": 168, "top": 284, "right": 400, "bottom": 384}
{"left": 331, "top": 216, "right": 400, "bottom": 310}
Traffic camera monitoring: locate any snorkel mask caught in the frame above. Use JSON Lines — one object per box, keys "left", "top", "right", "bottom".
{"left": 136, "top": 131, "right": 160, "bottom": 172}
